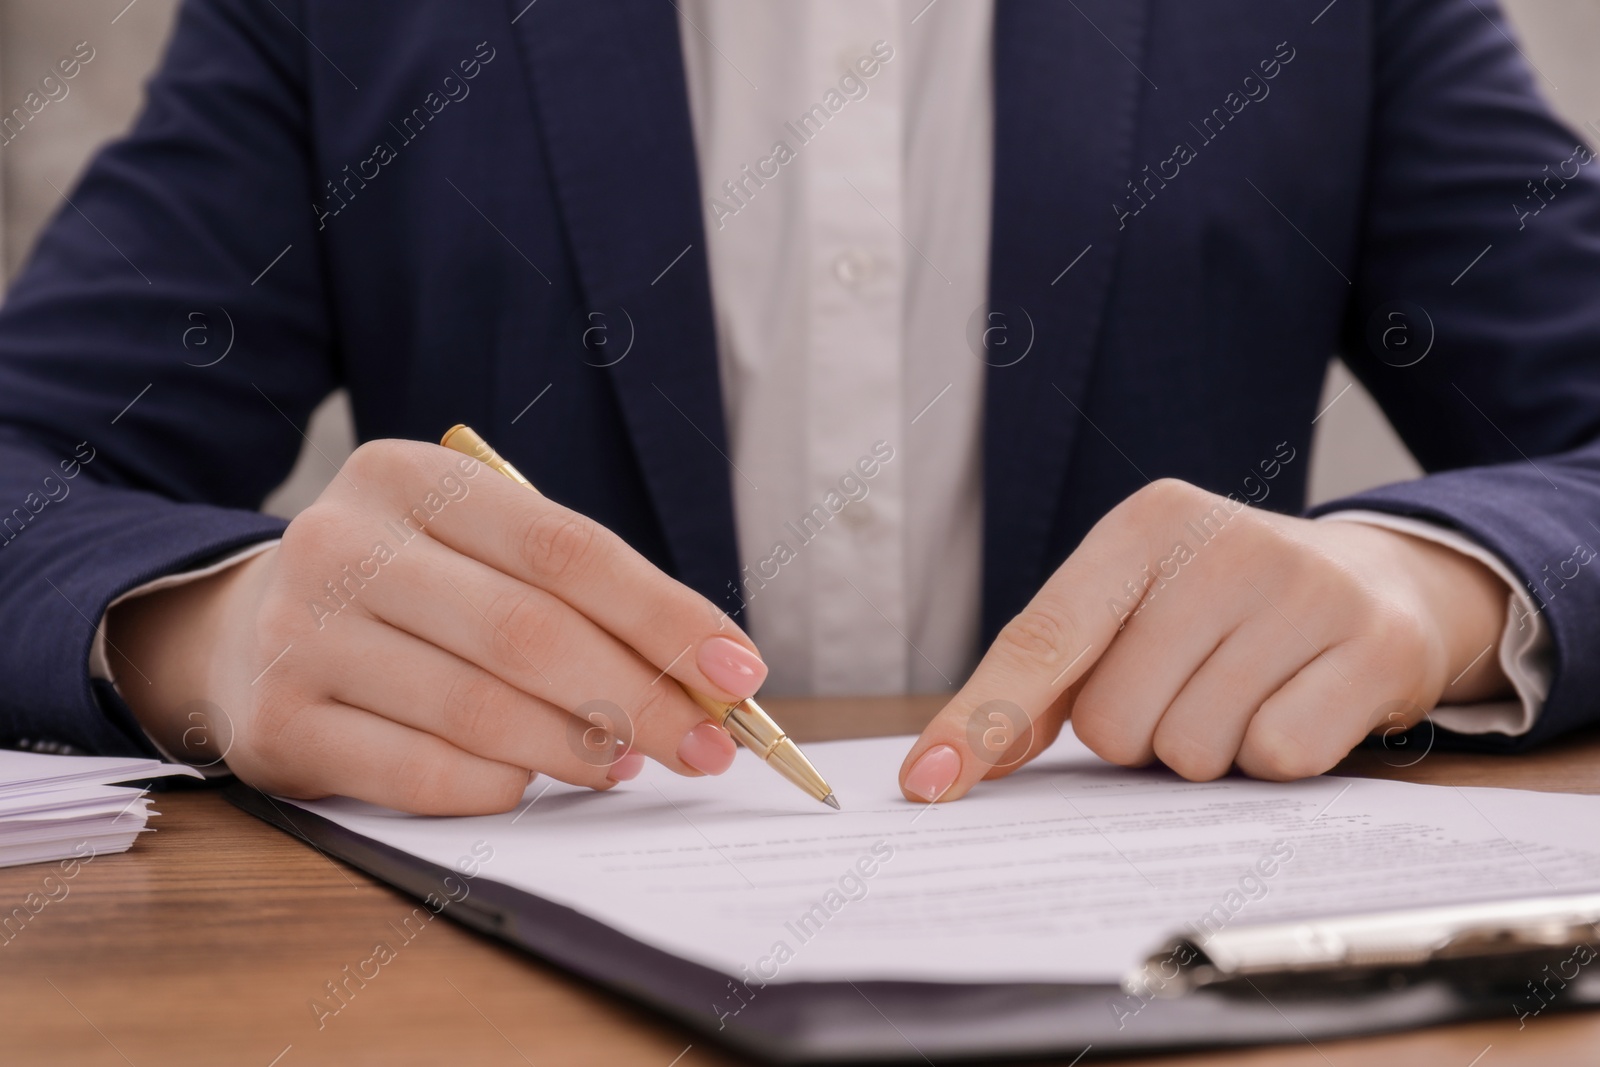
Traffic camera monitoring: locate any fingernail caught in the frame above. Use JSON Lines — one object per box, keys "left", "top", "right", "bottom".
{"left": 905, "top": 745, "right": 961, "bottom": 802}
{"left": 697, "top": 636, "right": 768, "bottom": 699}
{"left": 607, "top": 751, "right": 645, "bottom": 782}
{"left": 677, "top": 722, "right": 737, "bottom": 775}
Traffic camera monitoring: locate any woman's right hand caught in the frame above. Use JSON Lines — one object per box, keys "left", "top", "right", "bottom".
{"left": 107, "top": 439, "right": 768, "bottom": 814}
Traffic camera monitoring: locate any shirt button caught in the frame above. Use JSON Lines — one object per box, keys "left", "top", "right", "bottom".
{"left": 832, "top": 248, "right": 874, "bottom": 289}
{"left": 840, "top": 501, "right": 875, "bottom": 529}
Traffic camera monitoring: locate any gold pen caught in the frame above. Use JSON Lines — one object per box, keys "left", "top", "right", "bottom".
{"left": 440, "top": 424, "right": 840, "bottom": 810}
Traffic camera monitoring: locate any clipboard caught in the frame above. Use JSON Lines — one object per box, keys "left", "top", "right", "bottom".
{"left": 227, "top": 783, "right": 1600, "bottom": 1063}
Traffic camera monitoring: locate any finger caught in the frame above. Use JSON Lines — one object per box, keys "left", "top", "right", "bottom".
{"left": 306, "top": 615, "right": 638, "bottom": 790}
{"left": 917, "top": 684, "right": 1075, "bottom": 796}
{"left": 354, "top": 534, "right": 736, "bottom": 777}
{"left": 978, "top": 684, "right": 1074, "bottom": 782}
{"left": 1235, "top": 641, "right": 1381, "bottom": 781}
{"left": 901, "top": 480, "right": 1239, "bottom": 802}
{"left": 1069, "top": 574, "right": 1243, "bottom": 769}
{"left": 363, "top": 441, "right": 768, "bottom": 702}
{"left": 1149, "top": 614, "right": 1317, "bottom": 781}
{"left": 238, "top": 699, "right": 535, "bottom": 816}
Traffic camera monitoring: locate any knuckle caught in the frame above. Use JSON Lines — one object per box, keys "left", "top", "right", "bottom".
{"left": 627, "top": 680, "right": 677, "bottom": 741}
{"left": 1242, "top": 723, "right": 1333, "bottom": 780}
{"left": 343, "top": 438, "right": 409, "bottom": 481}
{"left": 520, "top": 510, "right": 600, "bottom": 586}
{"left": 1128, "top": 477, "right": 1202, "bottom": 520}
{"left": 1070, "top": 696, "right": 1145, "bottom": 767}
{"left": 246, "top": 696, "right": 306, "bottom": 767}
{"left": 278, "top": 503, "right": 348, "bottom": 564}
{"left": 483, "top": 586, "right": 559, "bottom": 675}
{"left": 997, "top": 605, "right": 1079, "bottom": 672}
{"left": 391, "top": 742, "right": 449, "bottom": 812}
{"left": 340, "top": 440, "right": 386, "bottom": 484}
{"left": 636, "top": 592, "right": 704, "bottom": 648}
{"left": 441, "top": 668, "right": 508, "bottom": 744}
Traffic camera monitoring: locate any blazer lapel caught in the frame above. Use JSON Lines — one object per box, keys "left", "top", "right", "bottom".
{"left": 513, "top": 0, "right": 738, "bottom": 604}
{"left": 982, "top": 0, "right": 1152, "bottom": 639}
{"left": 515, "top": 0, "right": 1152, "bottom": 635}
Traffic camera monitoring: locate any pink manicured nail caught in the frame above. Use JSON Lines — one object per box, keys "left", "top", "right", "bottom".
{"left": 677, "top": 722, "right": 737, "bottom": 775}
{"left": 697, "top": 636, "right": 768, "bottom": 699}
{"left": 607, "top": 751, "right": 645, "bottom": 782}
{"left": 905, "top": 745, "right": 961, "bottom": 802}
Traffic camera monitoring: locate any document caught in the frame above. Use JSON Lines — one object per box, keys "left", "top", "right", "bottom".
{"left": 0, "top": 751, "right": 202, "bottom": 867}
{"left": 287, "top": 733, "right": 1600, "bottom": 985}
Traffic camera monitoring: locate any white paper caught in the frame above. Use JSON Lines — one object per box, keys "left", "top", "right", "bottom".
{"left": 287, "top": 732, "right": 1600, "bottom": 985}
{"left": 0, "top": 751, "right": 194, "bottom": 868}
{"left": 0, "top": 783, "right": 145, "bottom": 817}
{"left": 0, "top": 751, "right": 202, "bottom": 796}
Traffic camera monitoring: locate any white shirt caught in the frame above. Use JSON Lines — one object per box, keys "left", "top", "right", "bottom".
{"left": 678, "top": 0, "right": 989, "bottom": 695}
{"left": 672, "top": 0, "right": 1549, "bottom": 727}
{"left": 95, "top": 0, "right": 1548, "bottom": 741}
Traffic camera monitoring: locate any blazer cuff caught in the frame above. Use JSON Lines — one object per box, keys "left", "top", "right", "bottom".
{"left": 90, "top": 538, "right": 280, "bottom": 777}
{"left": 1317, "top": 510, "right": 1550, "bottom": 736}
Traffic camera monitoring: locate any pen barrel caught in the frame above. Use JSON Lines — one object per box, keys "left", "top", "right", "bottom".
{"left": 686, "top": 691, "right": 834, "bottom": 803}
{"left": 723, "top": 705, "right": 787, "bottom": 758}
{"left": 440, "top": 424, "right": 537, "bottom": 491}
{"left": 687, "top": 691, "right": 786, "bottom": 758}
{"left": 689, "top": 690, "right": 786, "bottom": 756}
{"left": 764, "top": 738, "right": 834, "bottom": 801}
{"left": 686, "top": 688, "right": 738, "bottom": 727}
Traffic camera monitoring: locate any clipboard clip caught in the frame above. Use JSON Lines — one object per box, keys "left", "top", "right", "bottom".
{"left": 1129, "top": 892, "right": 1600, "bottom": 997}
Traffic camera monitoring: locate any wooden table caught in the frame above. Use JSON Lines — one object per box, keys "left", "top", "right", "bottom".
{"left": 5, "top": 695, "right": 1599, "bottom": 1067}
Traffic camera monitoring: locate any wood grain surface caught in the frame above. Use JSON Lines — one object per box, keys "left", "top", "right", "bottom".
{"left": 3, "top": 695, "right": 1597, "bottom": 1067}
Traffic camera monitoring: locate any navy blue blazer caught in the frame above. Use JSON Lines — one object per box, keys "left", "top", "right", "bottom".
{"left": 2, "top": 0, "right": 1599, "bottom": 758}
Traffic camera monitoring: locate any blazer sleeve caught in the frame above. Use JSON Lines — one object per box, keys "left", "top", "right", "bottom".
{"left": 1310, "top": 0, "right": 1600, "bottom": 750}
{"left": 0, "top": 0, "right": 333, "bottom": 756}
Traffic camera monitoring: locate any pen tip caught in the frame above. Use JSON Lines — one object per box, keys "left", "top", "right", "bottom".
{"left": 822, "top": 794, "right": 840, "bottom": 810}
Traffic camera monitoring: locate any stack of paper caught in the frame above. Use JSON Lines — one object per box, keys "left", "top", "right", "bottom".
{"left": 0, "top": 750, "right": 202, "bottom": 868}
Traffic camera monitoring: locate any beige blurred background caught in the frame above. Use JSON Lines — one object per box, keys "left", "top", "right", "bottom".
{"left": 3, "top": 0, "right": 1598, "bottom": 517}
